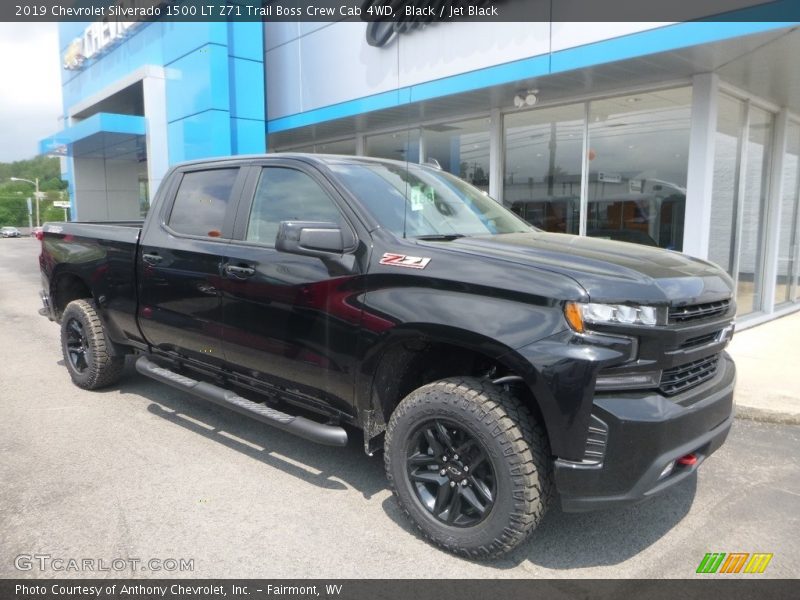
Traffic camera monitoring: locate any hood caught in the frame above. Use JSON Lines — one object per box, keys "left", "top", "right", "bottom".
{"left": 423, "top": 232, "right": 734, "bottom": 306}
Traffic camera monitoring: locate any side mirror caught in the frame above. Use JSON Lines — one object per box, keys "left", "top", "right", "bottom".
{"left": 275, "top": 221, "right": 354, "bottom": 258}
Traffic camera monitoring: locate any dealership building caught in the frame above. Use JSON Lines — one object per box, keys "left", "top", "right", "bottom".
{"left": 40, "top": 16, "right": 800, "bottom": 326}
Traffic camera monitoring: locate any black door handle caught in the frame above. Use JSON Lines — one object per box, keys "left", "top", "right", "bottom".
{"left": 142, "top": 253, "right": 163, "bottom": 265}
{"left": 224, "top": 264, "right": 256, "bottom": 278}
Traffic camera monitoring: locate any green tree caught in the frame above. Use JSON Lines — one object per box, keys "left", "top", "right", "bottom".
{"left": 41, "top": 202, "right": 69, "bottom": 223}
{"left": 0, "top": 156, "right": 68, "bottom": 226}
{"left": 0, "top": 156, "right": 67, "bottom": 195}
{"left": 0, "top": 197, "right": 29, "bottom": 227}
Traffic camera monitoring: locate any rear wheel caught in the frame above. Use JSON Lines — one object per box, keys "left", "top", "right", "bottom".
{"left": 384, "top": 377, "right": 552, "bottom": 559}
{"left": 60, "top": 299, "right": 125, "bottom": 390}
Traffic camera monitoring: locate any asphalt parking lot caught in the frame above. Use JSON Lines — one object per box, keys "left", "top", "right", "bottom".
{"left": 1, "top": 236, "right": 799, "bottom": 578}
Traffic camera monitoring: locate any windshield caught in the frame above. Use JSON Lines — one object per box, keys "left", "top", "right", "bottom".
{"left": 330, "top": 162, "right": 534, "bottom": 238}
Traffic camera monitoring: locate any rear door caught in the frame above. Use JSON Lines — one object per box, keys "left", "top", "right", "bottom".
{"left": 219, "top": 160, "right": 365, "bottom": 417}
{"left": 137, "top": 164, "right": 247, "bottom": 366}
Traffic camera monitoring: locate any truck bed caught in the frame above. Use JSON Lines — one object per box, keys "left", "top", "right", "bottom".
{"left": 40, "top": 220, "right": 143, "bottom": 346}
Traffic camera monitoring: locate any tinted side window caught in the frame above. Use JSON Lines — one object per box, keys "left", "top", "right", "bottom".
{"left": 246, "top": 168, "right": 343, "bottom": 244}
{"left": 168, "top": 168, "right": 238, "bottom": 237}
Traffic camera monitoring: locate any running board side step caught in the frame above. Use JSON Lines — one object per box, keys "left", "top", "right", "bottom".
{"left": 135, "top": 356, "right": 348, "bottom": 447}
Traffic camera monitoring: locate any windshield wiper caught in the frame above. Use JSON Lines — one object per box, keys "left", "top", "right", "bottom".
{"left": 414, "top": 234, "right": 467, "bottom": 241}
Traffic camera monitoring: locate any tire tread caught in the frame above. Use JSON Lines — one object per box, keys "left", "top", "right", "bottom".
{"left": 384, "top": 376, "right": 552, "bottom": 559}
{"left": 61, "top": 299, "right": 125, "bottom": 390}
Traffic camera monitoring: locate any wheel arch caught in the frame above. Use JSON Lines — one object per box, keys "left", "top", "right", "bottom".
{"left": 50, "top": 268, "right": 93, "bottom": 321}
{"left": 49, "top": 268, "right": 130, "bottom": 355}
{"left": 357, "top": 324, "right": 552, "bottom": 454}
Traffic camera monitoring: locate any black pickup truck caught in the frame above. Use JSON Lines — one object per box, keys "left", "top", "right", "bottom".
{"left": 39, "top": 154, "right": 736, "bottom": 559}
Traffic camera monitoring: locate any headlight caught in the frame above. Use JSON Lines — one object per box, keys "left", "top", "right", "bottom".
{"left": 564, "top": 302, "right": 662, "bottom": 332}
{"left": 595, "top": 371, "right": 661, "bottom": 390}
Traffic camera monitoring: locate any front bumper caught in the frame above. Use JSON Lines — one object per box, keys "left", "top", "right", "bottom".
{"left": 555, "top": 352, "right": 735, "bottom": 512}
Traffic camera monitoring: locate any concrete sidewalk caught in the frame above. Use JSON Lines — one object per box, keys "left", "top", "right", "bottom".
{"left": 729, "top": 309, "right": 800, "bottom": 424}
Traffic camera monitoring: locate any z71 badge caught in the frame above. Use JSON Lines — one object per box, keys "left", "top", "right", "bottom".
{"left": 379, "top": 253, "right": 431, "bottom": 269}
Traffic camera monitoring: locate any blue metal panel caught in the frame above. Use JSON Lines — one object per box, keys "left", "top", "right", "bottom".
{"left": 228, "top": 57, "right": 265, "bottom": 121}
{"left": 161, "top": 21, "right": 229, "bottom": 64}
{"left": 166, "top": 44, "right": 231, "bottom": 123}
{"left": 228, "top": 21, "right": 264, "bottom": 61}
{"left": 409, "top": 55, "right": 549, "bottom": 103}
{"left": 59, "top": 22, "right": 165, "bottom": 108}
{"left": 268, "top": 49, "right": 543, "bottom": 132}
{"left": 267, "top": 21, "right": 797, "bottom": 133}
{"left": 269, "top": 88, "right": 407, "bottom": 133}
{"left": 167, "top": 109, "right": 232, "bottom": 163}
{"left": 49, "top": 19, "right": 269, "bottom": 220}
{"left": 550, "top": 21, "right": 798, "bottom": 74}
{"left": 39, "top": 113, "right": 146, "bottom": 154}
{"left": 231, "top": 117, "right": 266, "bottom": 154}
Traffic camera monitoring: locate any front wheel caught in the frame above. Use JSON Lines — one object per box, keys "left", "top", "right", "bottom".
{"left": 384, "top": 377, "right": 552, "bottom": 559}
{"left": 60, "top": 299, "right": 125, "bottom": 390}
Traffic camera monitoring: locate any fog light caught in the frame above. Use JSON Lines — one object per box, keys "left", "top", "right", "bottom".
{"left": 659, "top": 461, "right": 675, "bottom": 480}
{"left": 595, "top": 371, "right": 661, "bottom": 391}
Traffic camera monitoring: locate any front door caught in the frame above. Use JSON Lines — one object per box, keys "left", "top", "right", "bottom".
{"left": 219, "top": 163, "right": 363, "bottom": 416}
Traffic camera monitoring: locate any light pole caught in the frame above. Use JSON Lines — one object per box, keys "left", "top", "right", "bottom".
{"left": 10, "top": 177, "right": 40, "bottom": 226}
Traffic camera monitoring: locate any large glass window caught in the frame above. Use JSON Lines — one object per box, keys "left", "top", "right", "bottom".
{"left": 423, "top": 118, "right": 491, "bottom": 192}
{"left": 737, "top": 106, "right": 773, "bottom": 314}
{"left": 709, "top": 94, "right": 745, "bottom": 274}
{"left": 168, "top": 168, "right": 238, "bottom": 237}
{"left": 774, "top": 121, "right": 800, "bottom": 306}
{"left": 366, "top": 129, "right": 420, "bottom": 163}
{"left": 587, "top": 88, "right": 691, "bottom": 250}
{"left": 710, "top": 94, "right": 775, "bottom": 316}
{"left": 502, "top": 88, "right": 691, "bottom": 248}
{"left": 503, "top": 104, "right": 584, "bottom": 234}
{"left": 281, "top": 138, "right": 356, "bottom": 155}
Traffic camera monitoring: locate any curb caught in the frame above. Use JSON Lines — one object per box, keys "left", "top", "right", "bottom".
{"left": 734, "top": 405, "right": 800, "bottom": 426}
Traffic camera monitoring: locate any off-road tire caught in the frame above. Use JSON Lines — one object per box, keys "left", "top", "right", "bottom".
{"left": 385, "top": 376, "right": 552, "bottom": 559}
{"left": 60, "top": 299, "right": 125, "bottom": 390}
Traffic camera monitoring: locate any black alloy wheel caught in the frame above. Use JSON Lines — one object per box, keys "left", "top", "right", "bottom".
{"left": 385, "top": 377, "right": 552, "bottom": 559}
{"left": 406, "top": 419, "right": 496, "bottom": 527}
{"left": 60, "top": 299, "right": 125, "bottom": 389}
{"left": 64, "top": 317, "right": 90, "bottom": 373}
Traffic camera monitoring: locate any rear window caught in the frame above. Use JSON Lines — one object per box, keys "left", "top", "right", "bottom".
{"left": 168, "top": 168, "right": 238, "bottom": 237}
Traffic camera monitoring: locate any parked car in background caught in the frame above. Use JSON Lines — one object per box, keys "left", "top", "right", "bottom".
{"left": 1, "top": 227, "right": 21, "bottom": 238}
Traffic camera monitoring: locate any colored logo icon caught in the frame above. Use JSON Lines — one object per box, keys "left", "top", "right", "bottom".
{"left": 697, "top": 552, "right": 773, "bottom": 574}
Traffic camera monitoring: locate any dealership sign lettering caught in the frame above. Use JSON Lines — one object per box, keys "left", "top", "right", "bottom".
{"left": 62, "top": 1, "right": 173, "bottom": 70}
{"left": 362, "top": 0, "right": 505, "bottom": 47}
{"left": 64, "top": 21, "right": 137, "bottom": 70}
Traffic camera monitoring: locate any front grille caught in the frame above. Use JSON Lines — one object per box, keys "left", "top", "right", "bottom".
{"left": 680, "top": 330, "right": 720, "bottom": 349}
{"left": 582, "top": 415, "right": 608, "bottom": 465}
{"left": 659, "top": 354, "right": 720, "bottom": 396}
{"left": 669, "top": 299, "right": 731, "bottom": 323}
